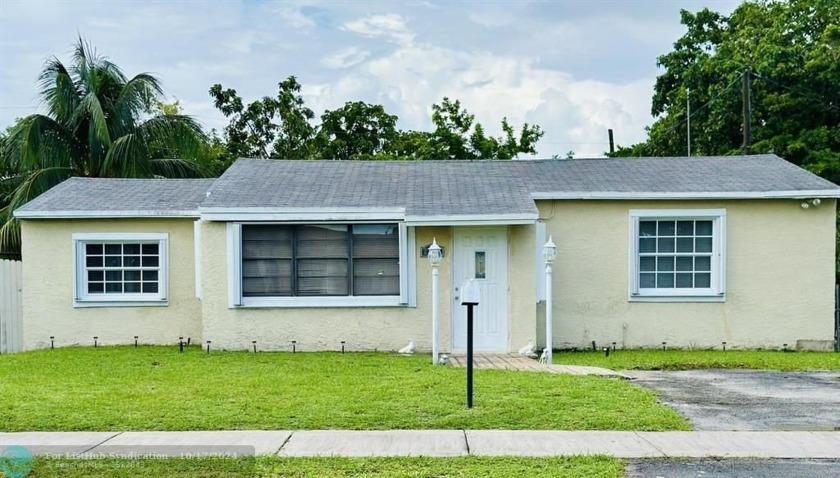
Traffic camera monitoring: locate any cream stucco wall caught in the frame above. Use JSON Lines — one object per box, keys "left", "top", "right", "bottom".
{"left": 506, "top": 224, "right": 537, "bottom": 351}
{"left": 199, "top": 222, "right": 536, "bottom": 353}
{"left": 20, "top": 217, "right": 535, "bottom": 354}
{"left": 21, "top": 199, "right": 831, "bottom": 353}
{"left": 20, "top": 218, "right": 202, "bottom": 349}
{"left": 538, "top": 199, "right": 836, "bottom": 349}
{"left": 200, "top": 222, "right": 458, "bottom": 352}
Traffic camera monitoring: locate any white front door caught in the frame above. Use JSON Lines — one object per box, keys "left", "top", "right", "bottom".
{"left": 451, "top": 227, "right": 508, "bottom": 351}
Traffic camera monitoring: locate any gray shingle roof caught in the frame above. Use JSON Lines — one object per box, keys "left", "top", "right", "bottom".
{"left": 202, "top": 159, "right": 538, "bottom": 217}
{"left": 15, "top": 154, "right": 840, "bottom": 219}
{"left": 516, "top": 155, "right": 840, "bottom": 195}
{"left": 15, "top": 177, "right": 214, "bottom": 217}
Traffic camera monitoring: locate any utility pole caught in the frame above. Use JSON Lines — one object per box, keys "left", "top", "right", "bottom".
{"left": 607, "top": 129, "right": 615, "bottom": 155}
{"left": 742, "top": 69, "right": 751, "bottom": 155}
{"left": 686, "top": 88, "right": 691, "bottom": 157}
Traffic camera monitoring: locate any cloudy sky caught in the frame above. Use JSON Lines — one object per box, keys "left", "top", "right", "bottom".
{"left": 0, "top": 0, "right": 740, "bottom": 158}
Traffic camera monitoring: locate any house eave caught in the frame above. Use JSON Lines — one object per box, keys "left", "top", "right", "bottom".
{"left": 531, "top": 190, "right": 840, "bottom": 200}
{"left": 404, "top": 214, "right": 538, "bottom": 226}
{"left": 13, "top": 210, "right": 200, "bottom": 219}
{"left": 200, "top": 208, "right": 537, "bottom": 226}
{"left": 199, "top": 207, "right": 406, "bottom": 222}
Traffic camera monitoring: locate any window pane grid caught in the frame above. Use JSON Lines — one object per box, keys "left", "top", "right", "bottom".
{"left": 639, "top": 219, "right": 713, "bottom": 290}
{"left": 84, "top": 242, "right": 161, "bottom": 295}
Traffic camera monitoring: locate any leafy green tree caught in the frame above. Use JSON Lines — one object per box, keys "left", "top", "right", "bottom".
{"left": 147, "top": 99, "right": 231, "bottom": 176}
{"left": 210, "top": 76, "right": 316, "bottom": 160}
{"left": 209, "top": 78, "right": 544, "bottom": 161}
{"left": 317, "top": 102, "right": 398, "bottom": 160}
{"left": 612, "top": 0, "right": 839, "bottom": 182}
{"left": 0, "top": 124, "right": 15, "bottom": 246}
{"left": 427, "top": 98, "right": 544, "bottom": 159}
{"left": 0, "top": 38, "right": 206, "bottom": 257}
{"left": 386, "top": 130, "right": 437, "bottom": 160}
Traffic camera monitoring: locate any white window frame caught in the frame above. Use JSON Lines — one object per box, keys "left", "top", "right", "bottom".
{"left": 227, "top": 223, "right": 415, "bottom": 308}
{"left": 628, "top": 209, "right": 726, "bottom": 302}
{"left": 73, "top": 233, "right": 169, "bottom": 307}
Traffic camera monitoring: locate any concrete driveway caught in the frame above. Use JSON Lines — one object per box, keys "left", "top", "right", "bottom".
{"left": 628, "top": 370, "right": 840, "bottom": 431}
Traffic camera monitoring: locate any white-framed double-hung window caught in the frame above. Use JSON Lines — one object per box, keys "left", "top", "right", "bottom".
{"left": 73, "top": 233, "right": 168, "bottom": 306}
{"left": 629, "top": 209, "right": 726, "bottom": 301}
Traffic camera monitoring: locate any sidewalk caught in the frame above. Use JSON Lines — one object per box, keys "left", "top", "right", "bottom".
{"left": 1, "top": 430, "right": 838, "bottom": 458}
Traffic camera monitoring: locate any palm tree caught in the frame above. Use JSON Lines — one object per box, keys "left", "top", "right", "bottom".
{"left": 0, "top": 38, "right": 206, "bottom": 257}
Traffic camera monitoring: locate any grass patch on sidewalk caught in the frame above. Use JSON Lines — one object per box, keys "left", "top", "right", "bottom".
{"left": 31, "top": 456, "right": 623, "bottom": 478}
{"left": 554, "top": 349, "right": 840, "bottom": 371}
{"left": 0, "top": 346, "right": 688, "bottom": 431}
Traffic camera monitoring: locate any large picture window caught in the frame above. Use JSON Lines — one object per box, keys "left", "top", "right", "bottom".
{"left": 236, "top": 223, "right": 403, "bottom": 305}
{"left": 629, "top": 210, "right": 725, "bottom": 300}
{"left": 73, "top": 233, "right": 168, "bottom": 306}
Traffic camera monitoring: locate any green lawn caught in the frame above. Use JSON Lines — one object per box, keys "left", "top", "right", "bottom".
{"left": 554, "top": 349, "right": 840, "bottom": 371}
{"left": 29, "top": 456, "right": 623, "bottom": 477}
{"left": 0, "top": 346, "right": 688, "bottom": 431}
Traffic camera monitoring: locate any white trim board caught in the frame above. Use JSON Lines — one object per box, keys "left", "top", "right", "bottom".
{"left": 233, "top": 296, "right": 403, "bottom": 308}
{"left": 204, "top": 210, "right": 537, "bottom": 226}
{"left": 405, "top": 214, "right": 538, "bottom": 226}
{"left": 72, "top": 232, "right": 173, "bottom": 241}
{"left": 15, "top": 210, "right": 199, "bottom": 219}
{"left": 532, "top": 190, "right": 840, "bottom": 200}
{"left": 194, "top": 220, "right": 202, "bottom": 299}
{"left": 202, "top": 207, "right": 405, "bottom": 222}
{"left": 535, "top": 222, "right": 547, "bottom": 302}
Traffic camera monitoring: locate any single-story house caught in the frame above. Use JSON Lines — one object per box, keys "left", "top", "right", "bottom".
{"left": 13, "top": 154, "right": 840, "bottom": 353}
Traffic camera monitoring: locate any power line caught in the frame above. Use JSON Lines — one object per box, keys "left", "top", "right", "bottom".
{"left": 660, "top": 72, "right": 745, "bottom": 138}
{"left": 632, "top": 73, "right": 743, "bottom": 156}
{"left": 538, "top": 140, "right": 611, "bottom": 145}
{"left": 751, "top": 72, "right": 839, "bottom": 111}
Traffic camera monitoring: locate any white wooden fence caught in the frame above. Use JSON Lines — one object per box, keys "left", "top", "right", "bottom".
{"left": 0, "top": 259, "right": 23, "bottom": 353}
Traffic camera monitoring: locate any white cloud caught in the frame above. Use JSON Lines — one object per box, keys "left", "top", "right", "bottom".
{"left": 0, "top": 1, "right": 745, "bottom": 156}
{"left": 320, "top": 47, "right": 371, "bottom": 69}
{"left": 468, "top": 10, "right": 516, "bottom": 28}
{"left": 308, "top": 42, "right": 652, "bottom": 157}
{"left": 341, "top": 13, "right": 414, "bottom": 46}
{"left": 274, "top": 5, "right": 316, "bottom": 29}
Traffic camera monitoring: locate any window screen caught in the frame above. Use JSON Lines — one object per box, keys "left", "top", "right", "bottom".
{"left": 241, "top": 224, "right": 399, "bottom": 297}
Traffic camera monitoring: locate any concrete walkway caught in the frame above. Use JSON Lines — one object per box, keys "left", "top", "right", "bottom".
{"left": 2, "top": 431, "right": 838, "bottom": 458}
{"left": 448, "top": 354, "right": 624, "bottom": 377}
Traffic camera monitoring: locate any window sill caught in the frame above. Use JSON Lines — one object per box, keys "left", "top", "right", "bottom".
{"left": 74, "top": 300, "right": 169, "bottom": 308}
{"left": 628, "top": 294, "right": 725, "bottom": 303}
{"left": 233, "top": 296, "right": 406, "bottom": 308}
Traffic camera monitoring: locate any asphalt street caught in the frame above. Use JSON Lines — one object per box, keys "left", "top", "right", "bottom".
{"left": 626, "top": 458, "right": 840, "bottom": 478}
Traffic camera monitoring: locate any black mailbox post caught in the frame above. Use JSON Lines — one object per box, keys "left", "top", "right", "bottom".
{"left": 460, "top": 279, "right": 480, "bottom": 408}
